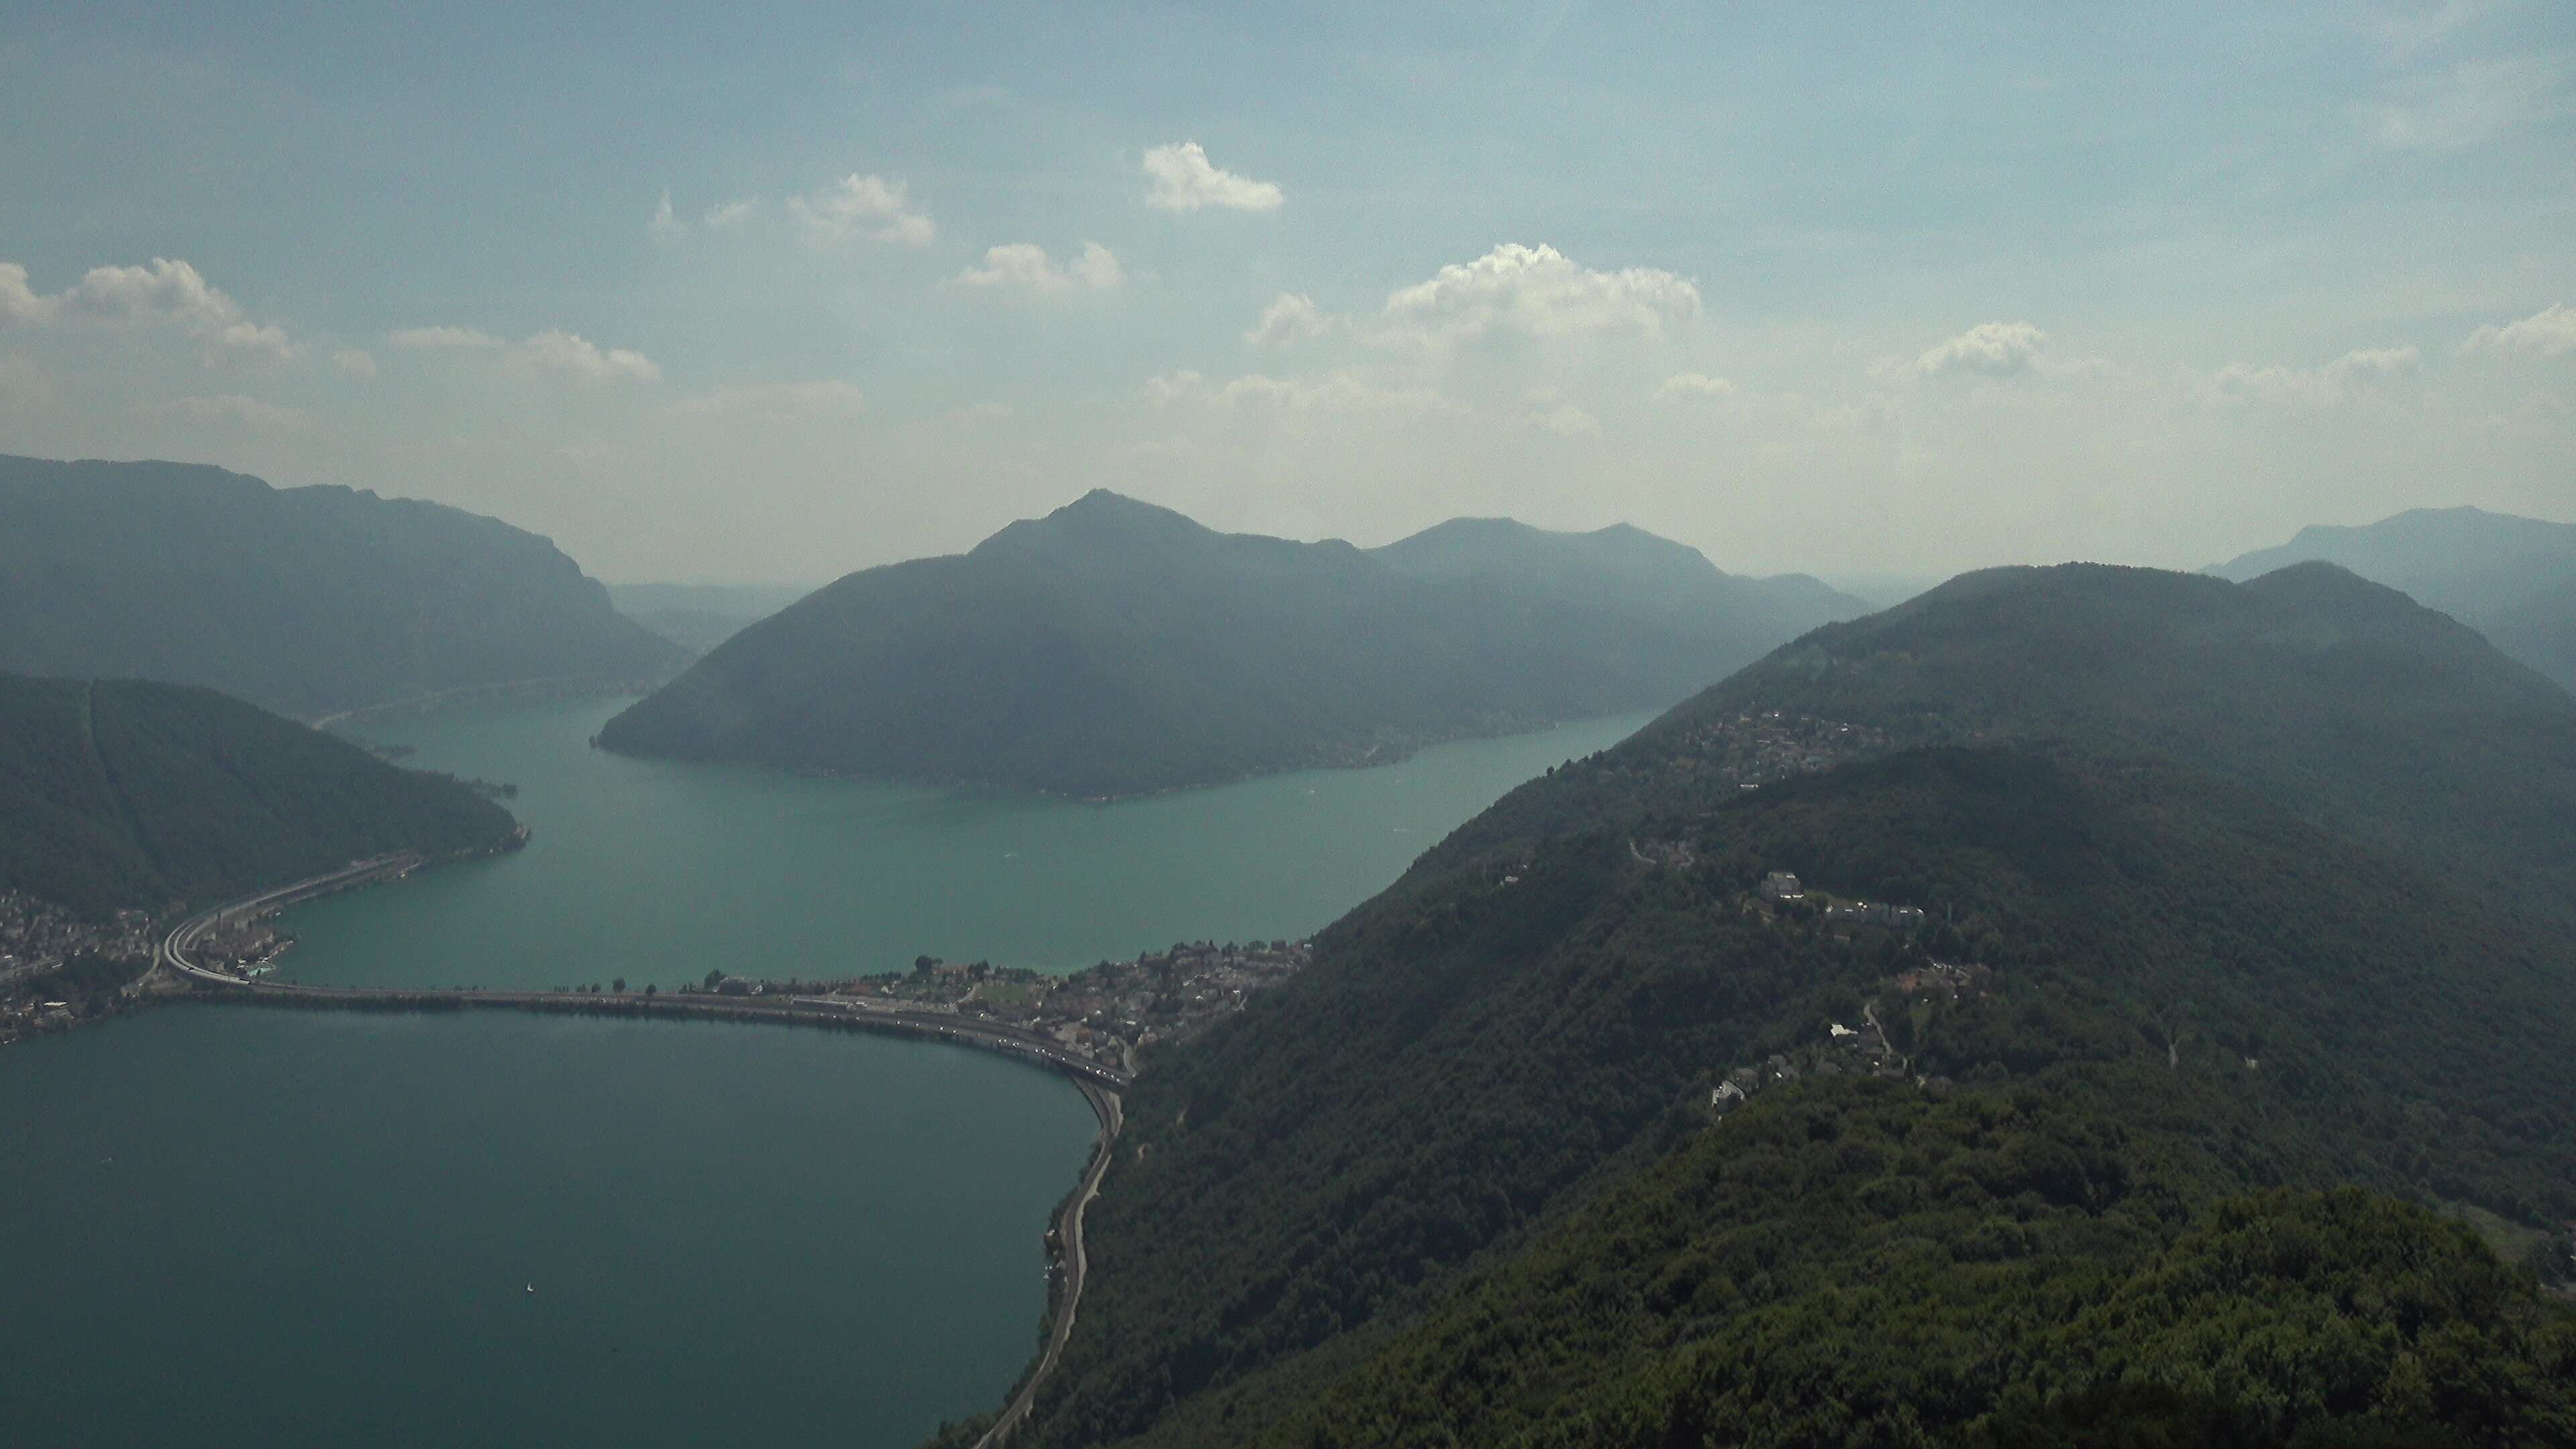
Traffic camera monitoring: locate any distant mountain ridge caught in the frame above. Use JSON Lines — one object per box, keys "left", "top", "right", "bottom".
{"left": 2211, "top": 506, "right": 2576, "bottom": 690}
{"left": 598, "top": 491, "right": 1868, "bottom": 796}
{"left": 0, "top": 455, "right": 679, "bottom": 719}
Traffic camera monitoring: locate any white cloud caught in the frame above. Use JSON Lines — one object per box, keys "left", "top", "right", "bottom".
{"left": 0, "top": 257, "right": 291, "bottom": 360}
{"left": 1656, "top": 372, "right": 1736, "bottom": 401}
{"left": 702, "top": 198, "right": 759, "bottom": 229}
{"left": 2210, "top": 345, "right": 2422, "bottom": 407}
{"left": 2369, "top": 54, "right": 2574, "bottom": 150}
{"left": 1246, "top": 293, "right": 1331, "bottom": 349}
{"left": 1146, "top": 369, "right": 1457, "bottom": 415}
{"left": 0, "top": 264, "right": 49, "bottom": 327}
{"left": 388, "top": 325, "right": 504, "bottom": 350}
{"left": 2465, "top": 302, "right": 2576, "bottom": 358}
{"left": 1911, "top": 321, "right": 2049, "bottom": 378}
{"left": 672, "top": 380, "right": 867, "bottom": 419}
{"left": 1142, "top": 142, "right": 1283, "bottom": 213}
{"left": 790, "top": 173, "right": 934, "bottom": 246}
{"left": 955, "top": 241, "right": 1124, "bottom": 293}
{"left": 168, "top": 393, "right": 311, "bottom": 429}
{"left": 332, "top": 348, "right": 378, "bottom": 378}
{"left": 649, "top": 189, "right": 684, "bottom": 241}
{"left": 512, "top": 329, "right": 661, "bottom": 384}
{"left": 1377, "top": 244, "right": 1701, "bottom": 347}
{"left": 393, "top": 325, "right": 657, "bottom": 383}
{"left": 1522, "top": 390, "right": 1601, "bottom": 438}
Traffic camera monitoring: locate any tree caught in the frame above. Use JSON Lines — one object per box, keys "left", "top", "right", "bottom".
{"left": 612, "top": 977, "right": 626, "bottom": 993}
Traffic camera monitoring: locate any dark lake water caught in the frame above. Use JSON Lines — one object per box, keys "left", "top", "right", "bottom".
{"left": 0, "top": 696, "right": 1645, "bottom": 1447}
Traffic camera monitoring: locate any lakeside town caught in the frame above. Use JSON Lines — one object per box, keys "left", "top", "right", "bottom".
{"left": 0, "top": 892, "right": 156, "bottom": 1043}
{"left": 680, "top": 937, "right": 1316, "bottom": 1074}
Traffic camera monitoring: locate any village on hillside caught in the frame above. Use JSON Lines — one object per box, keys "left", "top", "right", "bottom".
{"left": 0, "top": 894, "right": 156, "bottom": 1044}
{"left": 686, "top": 938, "right": 1316, "bottom": 1073}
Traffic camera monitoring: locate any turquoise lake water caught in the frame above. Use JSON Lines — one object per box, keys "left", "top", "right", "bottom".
{"left": 0, "top": 696, "right": 1645, "bottom": 1446}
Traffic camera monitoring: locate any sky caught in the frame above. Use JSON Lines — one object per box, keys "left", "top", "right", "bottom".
{"left": 2, "top": 1, "right": 2571, "bottom": 586}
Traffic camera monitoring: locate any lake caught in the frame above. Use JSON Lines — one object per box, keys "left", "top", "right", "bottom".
{"left": 279, "top": 696, "right": 1648, "bottom": 990}
{"left": 0, "top": 696, "right": 1644, "bottom": 1446}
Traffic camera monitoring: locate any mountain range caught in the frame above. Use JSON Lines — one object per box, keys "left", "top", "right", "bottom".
{"left": 2212, "top": 506, "right": 2576, "bottom": 692}
{"left": 0, "top": 454, "right": 678, "bottom": 720}
{"left": 597, "top": 490, "right": 1867, "bottom": 796}
{"left": 966, "top": 560, "right": 2576, "bottom": 1449}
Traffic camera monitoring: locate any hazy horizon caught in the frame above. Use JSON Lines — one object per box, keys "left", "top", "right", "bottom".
{"left": 5, "top": 2, "right": 2571, "bottom": 586}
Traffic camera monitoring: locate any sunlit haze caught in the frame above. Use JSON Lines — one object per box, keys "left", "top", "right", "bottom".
{"left": 4, "top": 1, "right": 2571, "bottom": 584}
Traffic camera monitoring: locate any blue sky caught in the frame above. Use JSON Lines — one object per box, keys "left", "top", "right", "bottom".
{"left": 3, "top": 1, "right": 2570, "bottom": 583}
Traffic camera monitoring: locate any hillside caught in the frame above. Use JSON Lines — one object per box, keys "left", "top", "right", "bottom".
{"left": 0, "top": 454, "right": 679, "bottom": 719}
{"left": 598, "top": 492, "right": 1864, "bottom": 796}
{"left": 964, "top": 564, "right": 2576, "bottom": 1448}
{"left": 0, "top": 675, "right": 519, "bottom": 917}
{"left": 1441, "top": 561, "right": 2576, "bottom": 922}
{"left": 2212, "top": 506, "right": 2576, "bottom": 690}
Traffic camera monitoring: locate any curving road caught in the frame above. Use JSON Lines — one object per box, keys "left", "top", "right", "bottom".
{"left": 975, "top": 1077, "right": 1122, "bottom": 1449}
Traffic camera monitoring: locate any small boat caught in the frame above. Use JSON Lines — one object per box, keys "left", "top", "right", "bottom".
{"left": 525, "top": 1284, "right": 536, "bottom": 1295}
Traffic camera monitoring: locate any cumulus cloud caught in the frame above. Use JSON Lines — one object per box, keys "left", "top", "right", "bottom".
{"left": 1246, "top": 293, "right": 1330, "bottom": 349}
{"left": 2210, "top": 345, "right": 2422, "bottom": 407}
{"left": 1142, "top": 142, "right": 1283, "bottom": 213}
{"left": 702, "top": 198, "right": 759, "bottom": 229}
{"left": 1521, "top": 389, "right": 1601, "bottom": 438}
{"left": 0, "top": 257, "right": 291, "bottom": 360}
{"left": 672, "top": 380, "right": 867, "bottom": 419}
{"left": 167, "top": 394, "right": 311, "bottom": 429}
{"left": 1910, "top": 321, "right": 2050, "bottom": 379}
{"left": 332, "top": 348, "right": 378, "bottom": 378}
{"left": 0, "top": 264, "right": 47, "bottom": 327}
{"left": 512, "top": 329, "right": 661, "bottom": 384}
{"left": 391, "top": 325, "right": 658, "bottom": 383}
{"left": 1146, "top": 369, "right": 1457, "bottom": 415}
{"left": 388, "top": 325, "right": 504, "bottom": 350}
{"left": 1655, "top": 372, "right": 1736, "bottom": 401}
{"left": 791, "top": 173, "right": 934, "bottom": 246}
{"left": 2465, "top": 302, "right": 2576, "bottom": 358}
{"left": 1377, "top": 244, "right": 1701, "bottom": 347}
{"left": 955, "top": 241, "right": 1123, "bottom": 293}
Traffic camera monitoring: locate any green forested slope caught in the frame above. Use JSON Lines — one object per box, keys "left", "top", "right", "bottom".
{"left": 598, "top": 492, "right": 1862, "bottom": 796}
{"left": 2212, "top": 506, "right": 2576, "bottom": 690}
{"left": 1435, "top": 562, "right": 2576, "bottom": 918}
{"left": 982, "top": 564, "right": 2576, "bottom": 1449}
{"left": 0, "top": 675, "right": 518, "bottom": 916}
{"left": 0, "top": 454, "right": 676, "bottom": 718}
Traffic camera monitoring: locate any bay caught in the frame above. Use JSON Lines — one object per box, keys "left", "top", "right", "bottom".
{"left": 0, "top": 1007, "right": 1097, "bottom": 1448}
{"left": 279, "top": 696, "right": 1648, "bottom": 990}
{"left": 2, "top": 696, "right": 1644, "bottom": 1446}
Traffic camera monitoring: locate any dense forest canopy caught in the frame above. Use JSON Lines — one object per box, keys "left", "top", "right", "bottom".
{"left": 596, "top": 490, "right": 1865, "bottom": 796}
{"left": 969, "top": 563, "right": 2576, "bottom": 1449}
{"left": 0, "top": 454, "right": 676, "bottom": 719}
{"left": 0, "top": 674, "right": 517, "bottom": 916}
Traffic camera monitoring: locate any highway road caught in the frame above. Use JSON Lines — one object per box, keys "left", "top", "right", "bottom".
{"left": 974, "top": 1079, "right": 1123, "bottom": 1449}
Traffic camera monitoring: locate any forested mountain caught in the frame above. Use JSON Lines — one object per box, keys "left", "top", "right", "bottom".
{"left": 2212, "top": 506, "right": 2576, "bottom": 691}
{"left": 0, "top": 675, "right": 517, "bottom": 917}
{"left": 0, "top": 454, "right": 678, "bottom": 719}
{"left": 1450, "top": 561, "right": 2576, "bottom": 923}
{"left": 598, "top": 491, "right": 1864, "bottom": 796}
{"left": 963, "top": 564, "right": 2576, "bottom": 1449}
